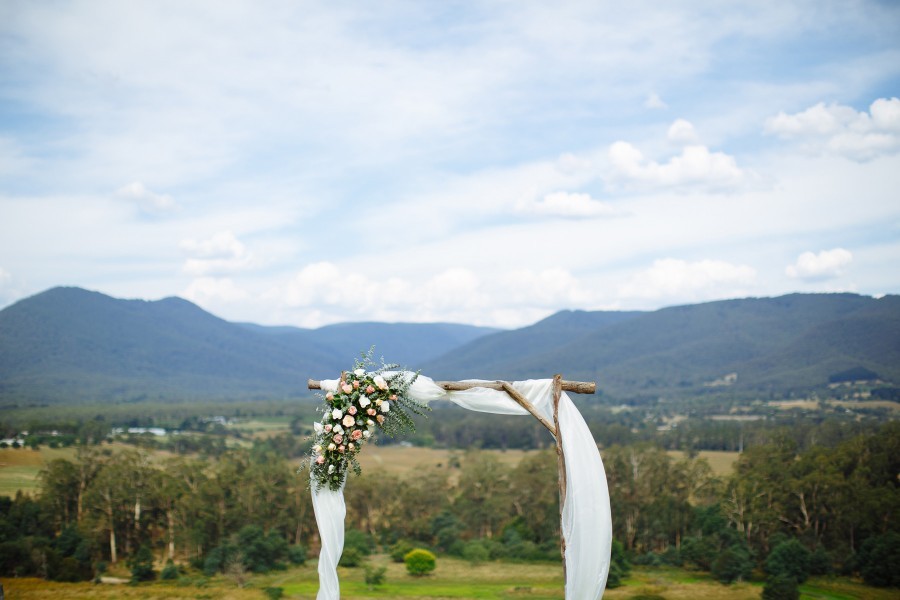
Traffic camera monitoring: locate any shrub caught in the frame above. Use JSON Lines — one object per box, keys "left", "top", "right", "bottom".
{"left": 712, "top": 546, "right": 753, "bottom": 584}
{"left": 390, "top": 539, "right": 414, "bottom": 563}
{"left": 339, "top": 547, "right": 362, "bottom": 568}
{"left": 681, "top": 536, "right": 716, "bottom": 571}
{"left": 159, "top": 560, "right": 179, "bottom": 580}
{"left": 765, "top": 539, "right": 811, "bottom": 584}
{"left": 807, "top": 546, "right": 831, "bottom": 576}
{"left": 857, "top": 532, "right": 900, "bottom": 587}
{"left": 762, "top": 574, "right": 800, "bottom": 600}
{"left": 263, "top": 587, "right": 284, "bottom": 599}
{"left": 344, "top": 528, "right": 374, "bottom": 556}
{"left": 288, "top": 545, "right": 306, "bottom": 566}
{"left": 128, "top": 545, "right": 156, "bottom": 582}
{"left": 463, "top": 540, "right": 490, "bottom": 565}
{"left": 404, "top": 548, "right": 436, "bottom": 576}
{"left": 364, "top": 565, "right": 387, "bottom": 588}
{"left": 606, "top": 540, "right": 630, "bottom": 589}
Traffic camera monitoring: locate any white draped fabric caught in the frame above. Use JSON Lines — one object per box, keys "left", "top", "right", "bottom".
{"left": 313, "top": 375, "right": 612, "bottom": 600}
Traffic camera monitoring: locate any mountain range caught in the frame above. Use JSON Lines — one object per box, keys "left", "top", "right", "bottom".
{"left": 0, "top": 286, "right": 898, "bottom": 404}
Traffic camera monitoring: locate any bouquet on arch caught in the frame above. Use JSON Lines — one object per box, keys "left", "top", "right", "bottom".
{"left": 308, "top": 351, "right": 428, "bottom": 491}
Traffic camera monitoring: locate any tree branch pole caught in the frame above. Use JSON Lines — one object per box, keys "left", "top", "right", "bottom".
{"left": 552, "top": 374, "right": 568, "bottom": 585}
{"left": 307, "top": 378, "right": 596, "bottom": 394}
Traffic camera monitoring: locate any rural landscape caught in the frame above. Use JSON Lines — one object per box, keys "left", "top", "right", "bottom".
{"left": 1, "top": 287, "right": 898, "bottom": 599}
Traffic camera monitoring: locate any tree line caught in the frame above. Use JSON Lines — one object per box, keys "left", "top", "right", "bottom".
{"left": 0, "top": 421, "right": 897, "bottom": 590}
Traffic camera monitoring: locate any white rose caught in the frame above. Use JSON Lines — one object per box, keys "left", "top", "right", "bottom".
{"left": 359, "top": 395, "right": 371, "bottom": 408}
{"left": 366, "top": 419, "right": 374, "bottom": 427}
{"left": 373, "top": 374, "right": 387, "bottom": 390}
{"left": 328, "top": 464, "right": 335, "bottom": 474}
{"left": 363, "top": 430, "right": 371, "bottom": 439}
{"left": 314, "top": 422, "right": 323, "bottom": 434}
{"left": 334, "top": 425, "right": 344, "bottom": 435}
{"left": 354, "top": 368, "right": 365, "bottom": 377}
{"left": 328, "top": 443, "right": 336, "bottom": 451}
{"left": 332, "top": 408, "right": 342, "bottom": 420}
{"left": 381, "top": 401, "right": 390, "bottom": 413}
{"left": 313, "top": 444, "right": 322, "bottom": 453}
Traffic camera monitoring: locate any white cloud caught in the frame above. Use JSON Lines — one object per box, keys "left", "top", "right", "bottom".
{"left": 644, "top": 92, "right": 668, "bottom": 110}
{"left": 667, "top": 119, "right": 699, "bottom": 145}
{"left": 607, "top": 141, "right": 746, "bottom": 191}
{"left": 518, "top": 191, "right": 616, "bottom": 218}
{"left": 115, "top": 182, "right": 178, "bottom": 215}
{"left": 183, "top": 277, "right": 249, "bottom": 304}
{"left": 619, "top": 258, "right": 757, "bottom": 301}
{"left": 785, "top": 248, "right": 853, "bottom": 280}
{"left": 765, "top": 97, "right": 900, "bottom": 161}
{"left": 499, "top": 268, "right": 590, "bottom": 307}
{"left": 180, "top": 231, "right": 251, "bottom": 276}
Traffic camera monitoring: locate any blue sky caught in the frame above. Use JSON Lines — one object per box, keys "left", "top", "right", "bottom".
{"left": 1, "top": 0, "right": 899, "bottom": 328}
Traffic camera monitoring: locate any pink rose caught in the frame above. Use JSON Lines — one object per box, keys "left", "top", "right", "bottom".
{"left": 316, "top": 455, "right": 325, "bottom": 464}
{"left": 348, "top": 406, "right": 357, "bottom": 415}
{"left": 341, "top": 383, "right": 352, "bottom": 394}
{"left": 342, "top": 414, "right": 355, "bottom": 427}
{"left": 352, "top": 380, "right": 360, "bottom": 389}
{"left": 351, "top": 429, "right": 363, "bottom": 441}
{"left": 325, "top": 392, "right": 333, "bottom": 401}
{"left": 324, "top": 424, "right": 332, "bottom": 433}
{"left": 366, "top": 385, "right": 375, "bottom": 394}
{"left": 367, "top": 408, "right": 376, "bottom": 416}
{"left": 333, "top": 434, "right": 343, "bottom": 444}
{"left": 376, "top": 414, "right": 385, "bottom": 425}
{"left": 338, "top": 445, "right": 345, "bottom": 453}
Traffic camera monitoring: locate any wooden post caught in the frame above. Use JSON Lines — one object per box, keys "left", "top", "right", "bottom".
{"left": 552, "top": 374, "right": 568, "bottom": 585}
{"left": 307, "top": 378, "right": 596, "bottom": 394}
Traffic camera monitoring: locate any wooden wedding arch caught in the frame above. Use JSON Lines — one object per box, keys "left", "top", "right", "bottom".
{"left": 308, "top": 374, "right": 597, "bottom": 579}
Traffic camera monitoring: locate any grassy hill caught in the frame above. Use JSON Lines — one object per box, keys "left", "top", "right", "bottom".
{"left": 425, "top": 293, "right": 900, "bottom": 400}
{"left": 0, "top": 287, "right": 496, "bottom": 404}
{"left": 1, "top": 287, "right": 897, "bottom": 404}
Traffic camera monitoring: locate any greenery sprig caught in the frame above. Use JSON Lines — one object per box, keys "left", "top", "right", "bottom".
{"left": 308, "top": 349, "right": 428, "bottom": 491}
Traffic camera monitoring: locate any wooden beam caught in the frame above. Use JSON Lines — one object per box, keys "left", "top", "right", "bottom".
{"left": 498, "top": 381, "right": 557, "bottom": 435}
{"left": 308, "top": 378, "right": 596, "bottom": 394}
{"left": 551, "top": 374, "right": 568, "bottom": 581}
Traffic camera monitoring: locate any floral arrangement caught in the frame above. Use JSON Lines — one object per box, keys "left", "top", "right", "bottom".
{"left": 309, "top": 352, "right": 428, "bottom": 491}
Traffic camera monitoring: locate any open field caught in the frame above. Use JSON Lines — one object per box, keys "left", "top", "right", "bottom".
{"left": 1, "top": 442, "right": 740, "bottom": 498}
{"left": 664, "top": 450, "right": 739, "bottom": 477}
{"left": 0, "top": 443, "right": 180, "bottom": 497}
{"left": 3, "top": 561, "right": 896, "bottom": 600}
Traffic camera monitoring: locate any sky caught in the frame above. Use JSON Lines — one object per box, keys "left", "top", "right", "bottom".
{"left": 1, "top": 1, "right": 899, "bottom": 329}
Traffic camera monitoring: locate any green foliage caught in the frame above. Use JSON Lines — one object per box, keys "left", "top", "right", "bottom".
{"left": 364, "top": 564, "right": 387, "bottom": 588}
{"left": 807, "top": 546, "right": 831, "bottom": 576}
{"left": 159, "top": 560, "right": 179, "bottom": 580}
{"left": 762, "top": 574, "right": 800, "bottom": 600}
{"left": 338, "top": 547, "right": 363, "bottom": 568}
{"left": 390, "top": 539, "right": 415, "bottom": 563}
{"left": 462, "top": 540, "right": 490, "bottom": 565}
{"left": 287, "top": 545, "right": 306, "bottom": 566}
{"left": 404, "top": 548, "right": 436, "bottom": 576}
{"left": 263, "top": 587, "right": 284, "bottom": 599}
{"left": 681, "top": 536, "right": 717, "bottom": 571}
{"left": 128, "top": 545, "right": 156, "bottom": 582}
{"left": 765, "top": 539, "right": 811, "bottom": 584}
{"left": 711, "top": 546, "right": 753, "bottom": 584}
{"left": 856, "top": 532, "right": 900, "bottom": 587}
{"left": 344, "top": 528, "right": 374, "bottom": 557}
{"left": 606, "top": 539, "right": 630, "bottom": 589}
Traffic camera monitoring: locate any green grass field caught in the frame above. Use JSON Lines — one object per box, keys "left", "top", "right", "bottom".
{"left": 3, "top": 560, "right": 895, "bottom": 600}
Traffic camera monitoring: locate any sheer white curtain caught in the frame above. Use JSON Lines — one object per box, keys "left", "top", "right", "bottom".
{"left": 313, "top": 375, "right": 612, "bottom": 600}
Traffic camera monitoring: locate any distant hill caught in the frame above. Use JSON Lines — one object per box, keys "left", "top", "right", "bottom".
{"left": 0, "top": 287, "right": 497, "bottom": 404}
{"left": 424, "top": 293, "right": 900, "bottom": 400}
{"left": 1, "top": 287, "right": 898, "bottom": 404}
